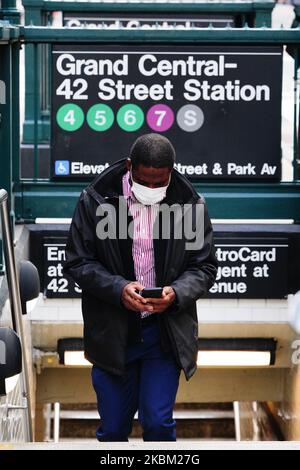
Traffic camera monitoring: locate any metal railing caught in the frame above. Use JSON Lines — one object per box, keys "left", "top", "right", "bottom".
{"left": 0, "top": 189, "right": 33, "bottom": 441}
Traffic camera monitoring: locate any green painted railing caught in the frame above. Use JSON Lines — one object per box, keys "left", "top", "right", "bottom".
{"left": 20, "top": 25, "right": 300, "bottom": 43}
{"left": 22, "top": 0, "right": 275, "bottom": 25}
{"left": 1, "top": 0, "right": 300, "bottom": 223}
{"left": 13, "top": 26, "right": 300, "bottom": 222}
{"left": 12, "top": 181, "right": 300, "bottom": 222}
{"left": 0, "top": 4, "right": 20, "bottom": 271}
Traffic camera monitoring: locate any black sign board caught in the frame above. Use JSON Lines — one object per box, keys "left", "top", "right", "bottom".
{"left": 208, "top": 237, "right": 289, "bottom": 299}
{"left": 43, "top": 237, "right": 81, "bottom": 298}
{"left": 63, "top": 12, "right": 235, "bottom": 29}
{"left": 39, "top": 233, "right": 289, "bottom": 299}
{"left": 52, "top": 44, "right": 282, "bottom": 181}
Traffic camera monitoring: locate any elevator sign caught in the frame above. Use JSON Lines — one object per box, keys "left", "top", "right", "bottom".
{"left": 52, "top": 45, "right": 282, "bottom": 180}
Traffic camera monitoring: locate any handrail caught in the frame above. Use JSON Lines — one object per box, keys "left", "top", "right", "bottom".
{"left": 0, "top": 189, "right": 8, "bottom": 205}
{"left": 0, "top": 189, "right": 33, "bottom": 441}
{"left": 20, "top": 26, "right": 300, "bottom": 44}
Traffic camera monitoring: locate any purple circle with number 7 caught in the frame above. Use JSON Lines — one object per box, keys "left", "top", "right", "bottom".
{"left": 146, "top": 104, "right": 174, "bottom": 132}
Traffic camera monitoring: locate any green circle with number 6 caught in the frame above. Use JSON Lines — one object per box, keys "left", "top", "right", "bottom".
{"left": 117, "top": 104, "right": 144, "bottom": 132}
{"left": 56, "top": 104, "right": 84, "bottom": 131}
{"left": 87, "top": 104, "right": 114, "bottom": 132}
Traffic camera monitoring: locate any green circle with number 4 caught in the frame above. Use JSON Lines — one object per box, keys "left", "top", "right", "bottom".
{"left": 87, "top": 104, "right": 114, "bottom": 132}
{"left": 56, "top": 104, "right": 84, "bottom": 131}
{"left": 117, "top": 104, "right": 144, "bottom": 132}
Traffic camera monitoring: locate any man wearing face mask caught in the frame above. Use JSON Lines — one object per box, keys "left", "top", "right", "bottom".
{"left": 63, "top": 133, "right": 217, "bottom": 442}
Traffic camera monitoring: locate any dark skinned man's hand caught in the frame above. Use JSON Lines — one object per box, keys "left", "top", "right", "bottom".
{"left": 121, "top": 281, "right": 154, "bottom": 312}
{"left": 141, "top": 286, "right": 176, "bottom": 314}
{"left": 121, "top": 284, "right": 176, "bottom": 313}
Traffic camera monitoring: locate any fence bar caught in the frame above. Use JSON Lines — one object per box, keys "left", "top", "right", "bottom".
{"left": 294, "top": 46, "right": 298, "bottom": 183}
{"left": 53, "top": 402, "right": 60, "bottom": 443}
{"left": 23, "top": 0, "right": 274, "bottom": 13}
{"left": 33, "top": 43, "right": 39, "bottom": 180}
{"left": 20, "top": 26, "right": 300, "bottom": 44}
{"left": 233, "top": 401, "right": 241, "bottom": 441}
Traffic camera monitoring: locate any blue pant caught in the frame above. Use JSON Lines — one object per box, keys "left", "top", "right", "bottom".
{"left": 91, "top": 319, "right": 181, "bottom": 441}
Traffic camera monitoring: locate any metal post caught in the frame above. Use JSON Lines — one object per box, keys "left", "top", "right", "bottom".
{"left": 254, "top": 4, "right": 273, "bottom": 28}
{"left": 0, "top": 40, "right": 13, "bottom": 261}
{"left": 12, "top": 40, "right": 21, "bottom": 187}
{"left": 0, "top": 43, "right": 13, "bottom": 206}
{"left": 294, "top": 46, "right": 299, "bottom": 183}
{"left": 53, "top": 402, "right": 60, "bottom": 443}
{"left": 44, "top": 403, "right": 52, "bottom": 441}
{"left": 1, "top": 0, "right": 20, "bottom": 25}
{"left": 33, "top": 43, "right": 39, "bottom": 180}
{"left": 251, "top": 401, "right": 260, "bottom": 441}
{"left": 0, "top": 0, "right": 20, "bottom": 254}
{"left": 0, "top": 189, "right": 33, "bottom": 441}
{"left": 233, "top": 401, "right": 241, "bottom": 441}
{"left": 23, "top": 1, "right": 44, "bottom": 144}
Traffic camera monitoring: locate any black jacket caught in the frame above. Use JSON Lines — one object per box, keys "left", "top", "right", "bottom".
{"left": 63, "top": 158, "right": 218, "bottom": 381}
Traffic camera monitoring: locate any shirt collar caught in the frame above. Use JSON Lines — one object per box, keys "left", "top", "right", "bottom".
{"left": 122, "top": 170, "right": 137, "bottom": 202}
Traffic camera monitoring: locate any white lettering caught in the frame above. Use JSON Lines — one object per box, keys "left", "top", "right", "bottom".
{"left": 56, "top": 54, "right": 128, "bottom": 76}
{"left": 227, "top": 163, "right": 256, "bottom": 175}
{"left": 71, "top": 162, "right": 109, "bottom": 175}
{"left": 215, "top": 247, "right": 277, "bottom": 263}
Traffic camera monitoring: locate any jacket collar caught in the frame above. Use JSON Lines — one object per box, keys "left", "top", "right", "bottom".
{"left": 85, "top": 158, "right": 200, "bottom": 205}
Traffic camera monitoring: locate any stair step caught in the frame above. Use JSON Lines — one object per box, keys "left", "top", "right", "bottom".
{"left": 52, "top": 409, "right": 234, "bottom": 420}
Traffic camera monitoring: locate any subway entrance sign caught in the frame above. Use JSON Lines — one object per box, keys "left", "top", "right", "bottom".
{"left": 209, "top": 237, "right": 288, "bottom": 298}
{"left": 29, "top": 226, "right": 300, "bottom": 300}
{"left": 52, "top": 45, "right": 282, "bottom": 181}
{"left": 43, "top": 237, "right": 81, "bottom": 298}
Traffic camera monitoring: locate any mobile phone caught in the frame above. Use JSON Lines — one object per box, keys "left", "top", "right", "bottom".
{"left": 140, "top": 287, "right": 163, "bottom": 298}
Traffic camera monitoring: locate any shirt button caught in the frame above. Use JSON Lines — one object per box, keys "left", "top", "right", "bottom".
{"left": 142, "top": 253, "right": 145, "bottom": 257}
{"left": 141, "top": 276, "right": 144, "bottom": 281}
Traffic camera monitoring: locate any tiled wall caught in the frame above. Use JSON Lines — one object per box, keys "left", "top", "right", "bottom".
{"left": 29, "top": 296, "right": 83, "bottom": 322}
{"left": 197, "top": 298, "right": 289, "bottom": 323}
{"left": 29, "top": 294, "right": 290, "bottom": 324}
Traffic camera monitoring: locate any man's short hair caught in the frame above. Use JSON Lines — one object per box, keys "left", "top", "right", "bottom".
{"left": 130, "top": 133, "right": 176, "bottom": 169}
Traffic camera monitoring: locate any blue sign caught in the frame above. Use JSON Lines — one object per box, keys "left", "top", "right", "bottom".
{"left": 55, "top": 160, "right": 70, "bottom": 175}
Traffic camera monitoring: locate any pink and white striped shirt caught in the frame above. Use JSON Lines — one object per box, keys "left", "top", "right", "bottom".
{"left": 122, "top": 171, "right": 159, "bottom": 318}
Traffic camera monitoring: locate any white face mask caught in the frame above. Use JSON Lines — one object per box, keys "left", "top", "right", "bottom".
{"left": 130, "top": 171, "right": 170, "bottom": 205}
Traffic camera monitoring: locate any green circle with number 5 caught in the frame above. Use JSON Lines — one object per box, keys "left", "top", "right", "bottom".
{"left": 117, "top": 104, "right": 144, "bottom": 132}
{"left": 56, "top": 104, "right": 84, "bottom": 131}
{"left": 87, "top": 104, "right": 114, "bottom": 132}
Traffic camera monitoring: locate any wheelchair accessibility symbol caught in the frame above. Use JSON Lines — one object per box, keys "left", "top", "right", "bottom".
{"left": 55, "top": 160, "right": 70, "bottom": 175}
